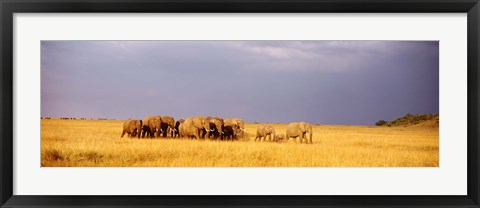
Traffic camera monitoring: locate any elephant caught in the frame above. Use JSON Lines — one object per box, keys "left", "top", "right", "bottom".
{"left": 285, "top": 122, "right": 313, "bottom": 144}
{"left": 182, "top": 116, "right": 211, "bottom": 140}
{"left": 223, "top": 119, "right": 238, "bottom": 138}
{"left": 232, "top": 118, "right": 246, "bottom": 138}
{"left": 207, "top": 117, "right": 224, "bottom": 140}
{"left": 255, "top": 125, "right": 275, "bottom": 141}
{"left": 199, "top": 116, "right": 212, "bottom": 139}
{"left": 160, "top": 116, "right": 175, "bottom": 138}
{"left": 142, "top": 115, "right": 162, "bottom": 138}
{"left": 223, "top": 118, "right": 245, "bottom": 139}
{"left": 178, "top": 123, "right": 186, "bottom": 138}
{"left": 222, "top": 125, "right": 235, "bottom": 140}
{"left": 274, "top": 133, "right": 286, "bottom": 142}
{"left": 174, "top": 119, "right": 185, "bottom": 138}
{"left": 121, "top": 119, "right": 142, "bottom": 138}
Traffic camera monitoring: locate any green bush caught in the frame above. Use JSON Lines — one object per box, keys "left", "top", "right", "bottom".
{"left": 375, "top": 113, "right": 438, "bottom": 127}
{"left": 375, "top": 120, "right": 388, "bottom": 126}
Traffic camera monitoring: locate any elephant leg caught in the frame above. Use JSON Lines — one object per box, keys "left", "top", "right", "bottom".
{"left": 121, "top": 131, "right": 126, "bottom": 138}
{"left": 193, "top": 130, "right": 200, "bottom": 140}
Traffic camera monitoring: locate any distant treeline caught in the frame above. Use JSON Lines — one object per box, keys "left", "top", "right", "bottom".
{"left": 375, "top": 113, "right": 439, "bottom": 127}
{"left": 41, "top": 117, "right": 116, "bottom": 120}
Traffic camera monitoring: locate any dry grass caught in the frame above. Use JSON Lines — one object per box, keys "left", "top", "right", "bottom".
{"left": 41, "top": 119, "right": 438, "bottom": 167}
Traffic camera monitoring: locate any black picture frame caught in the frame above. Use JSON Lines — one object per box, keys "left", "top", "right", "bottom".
{"left": 1, "top": 0, "right": 479, "bottom": 207}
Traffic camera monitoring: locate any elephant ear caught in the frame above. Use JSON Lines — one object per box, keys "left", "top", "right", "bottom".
{"left": 299, "top": 123, "right": 306, "bottom": 132}
{"left": 193, "top": 117, "right": 203, "bottom": 129}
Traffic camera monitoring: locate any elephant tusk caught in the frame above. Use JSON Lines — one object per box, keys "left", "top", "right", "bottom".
{"left": 239, "top": 128, "right": 246, "bottom": 132}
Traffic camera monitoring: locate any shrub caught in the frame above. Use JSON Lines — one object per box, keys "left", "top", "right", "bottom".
{"left": 376, "top": 113, "right": 438, "bottom": 127}
{"left": 375, "top": 120, "right": 388, "bottom": 126}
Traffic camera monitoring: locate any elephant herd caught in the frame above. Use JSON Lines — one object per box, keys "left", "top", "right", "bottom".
{"left": 121, "top": 116, "right": 245, "bottom": 140}
{"left": 121, "top": 115, "right": 313, "bottom": 144}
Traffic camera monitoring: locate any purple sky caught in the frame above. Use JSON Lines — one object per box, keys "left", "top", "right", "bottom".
{"left": 41, "top": 41, "right": 439, "bottom": 125}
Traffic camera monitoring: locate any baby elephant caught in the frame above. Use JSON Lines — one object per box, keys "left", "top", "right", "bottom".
{"left": 274, "top": 133, "right": 286, "bottom": 142}
{"left": 121, "top": 119, "right": 143, "bottom": 138}
{"left": 255, "top": 125, "right": 276, "bottom": 142}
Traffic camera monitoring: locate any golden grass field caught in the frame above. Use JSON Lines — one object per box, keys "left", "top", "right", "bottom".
{"left": 41, "top": 119, "right": 438, "bottom": 167}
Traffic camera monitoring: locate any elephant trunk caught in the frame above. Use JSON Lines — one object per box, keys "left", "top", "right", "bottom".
{"left": 170, "top": 124, "right": 175, "bottom": 137}
{"left": 141, "top": 126, "right": 146, "bottom": 138}
{"left": 220, "top": 125, "right": 223, "bottom": 140}
{"left": 272, "top": 129, "right": 276, "bottom": 141}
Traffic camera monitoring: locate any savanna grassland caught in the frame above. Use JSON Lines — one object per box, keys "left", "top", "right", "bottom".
{"left": 41, "top": 119, "right": 439, "bottom": 167}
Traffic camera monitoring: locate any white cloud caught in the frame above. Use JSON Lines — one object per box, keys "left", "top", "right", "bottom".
{"left": 229, "top": 42, "right": 319, "bottom": 59}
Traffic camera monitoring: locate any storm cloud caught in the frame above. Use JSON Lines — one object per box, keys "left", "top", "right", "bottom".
{"left": 41, "top": 41, "right": 439, "bottom": 125}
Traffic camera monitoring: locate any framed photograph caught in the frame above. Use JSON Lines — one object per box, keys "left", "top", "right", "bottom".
{"left": 1, "top": 0, "right": 479, "bottom": 207}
